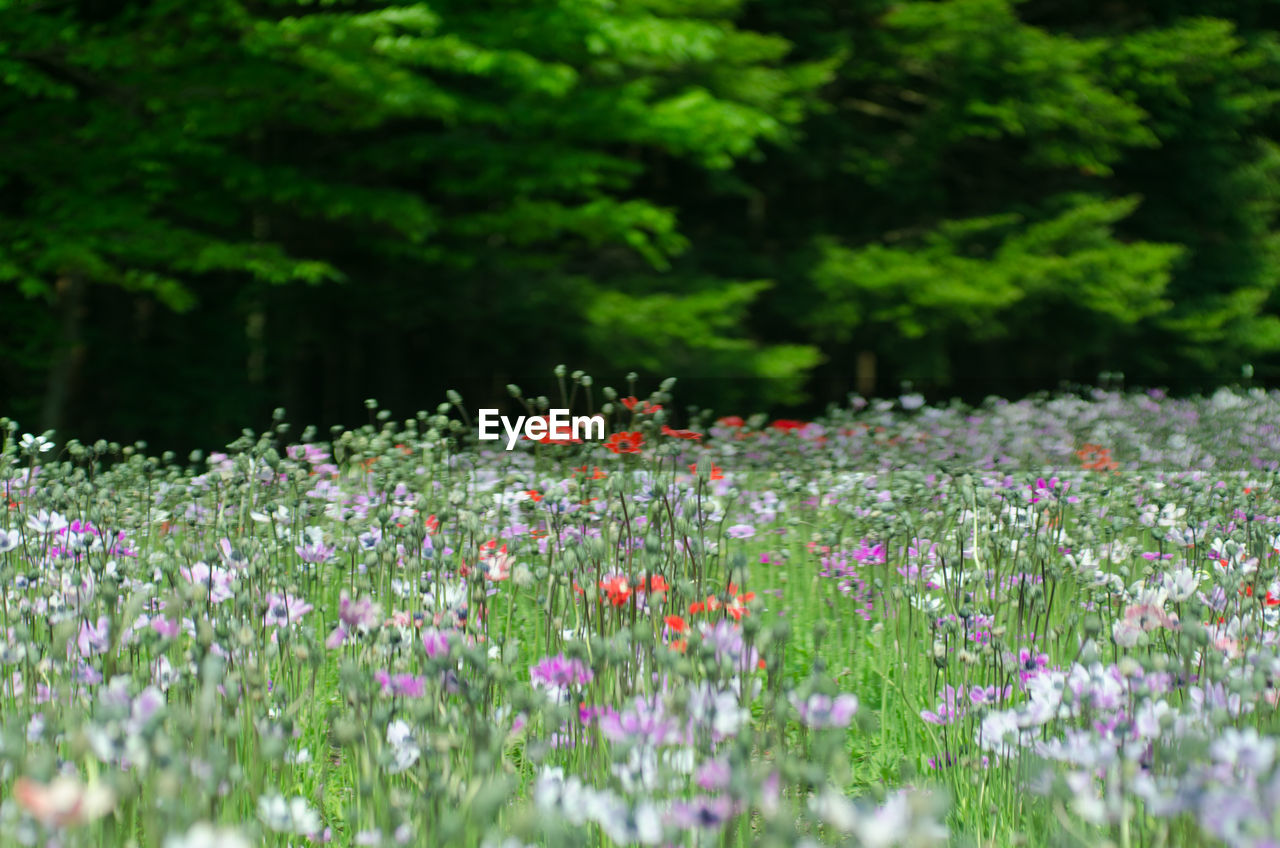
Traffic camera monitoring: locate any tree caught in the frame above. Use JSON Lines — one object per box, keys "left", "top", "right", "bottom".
{"left": 0, "top": 0, "right": 828, "bottom": 445}
{"left": 674, "top": 0, "right": 1280, "bottom": 399}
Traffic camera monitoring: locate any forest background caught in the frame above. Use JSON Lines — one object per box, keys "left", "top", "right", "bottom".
{"left": 4, "top": 0, "right": 1279, "bottom": 450}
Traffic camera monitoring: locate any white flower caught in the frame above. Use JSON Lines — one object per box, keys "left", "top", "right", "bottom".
{"left": 26, "top": 509, "right": 68, "bottom": 536}
{"left": 163, "top": 823, "right": 252, "bottom": 848}
{"left": 0, "top": 529, "right": 20, "bottom": 553}
{"left": 810, "top": 786, "right": 859, "bottom": 832}
{"left": 633, "top": 801, "right": 663, "bottom": 845}
{"left": 1211, "top": 727, "right": 1276, "bottom": 773}
{"left": 18, "top": 433, "right": 52, "bottom": 454}
{"left": 1162, "top": 567, "right": 1199, "bottom": 603}
{"left": 386, "top": 719, "right": 420, "bottom": 774}
{"left": 257, "top": 795, "right": 321, "bottom": 835}
{"left": 978, "top": 709, "right": 1029, "bottom": 753}
{"left": 899, "top": 393, "right": 926, "bottom": 410}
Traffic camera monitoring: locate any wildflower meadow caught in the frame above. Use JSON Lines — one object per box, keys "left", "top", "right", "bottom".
{"left": 4, "top": 373, "right": 1280, "bottom": 847}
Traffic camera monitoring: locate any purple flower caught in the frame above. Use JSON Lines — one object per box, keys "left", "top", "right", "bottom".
{"left": 375, "top": 670, "right": 426, "bottom": 698}
{"left": 421, "top": 628, "right": 451, "bottom": 659}
{"left": 530, "top": 654, "right": 593, "bottom": 689}
{"left": 696, "top": 758, "right": 731, "bottom": 791}
{"left": 295, "top": 540, "right": 335, "bottom": 564}
{"left": 726, "top": 524, "right": 756, "bottom": 540}
{"left": 601, "top": 695, "right": 687, "bottom": 746}
{"left": 324, "top": 626, "right": 348, "bottom": 650}
{"left": 920, "top": 685, "right": 965, "bottom": 726}
{"left": 75, "top": 616, "right": 110, "bottom": 658}
{"left": 264, "top": 593, "right": 313, "bottom": 628}
{"left": 792, "top": 693, "right": 859, "bottom": 729}
{"left": 149, "top": 616, "right": 180, "bottom": 640}
{"left": 666, "top": 795, "right": 734, "bottom": 830}
{"left": 179, "top": 562, "right": 235, "bottom": 604}
{"left": 339, "top": 592, "right": 381, "bottom": 631}
{"left": 1015, "top": 647, "right": 1050, "bottom": 682}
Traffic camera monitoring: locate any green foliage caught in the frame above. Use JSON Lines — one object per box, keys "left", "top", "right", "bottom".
{"left": 586, "top": 279, "right": 821, "bottom": 403}
{"left": 0, "top": 0, "right": 827, "bottom": 444}
{"left": 814, "top": 196, "right": 1182, "bottom": 339}
{"left": 707, "top": 0, "right": 1280, "bottom": 398}
{"left": 3, "top": 0, "right": 1280, "bottom": 446}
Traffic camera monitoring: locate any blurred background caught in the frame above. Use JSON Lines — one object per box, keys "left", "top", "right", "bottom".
{"left": 3, "top": 0, "right": 1280, "bottom": 450}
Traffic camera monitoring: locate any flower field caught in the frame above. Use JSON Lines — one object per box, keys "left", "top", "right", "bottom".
{"left": 5, "top": 379, "right": 1280, "bottom": 847}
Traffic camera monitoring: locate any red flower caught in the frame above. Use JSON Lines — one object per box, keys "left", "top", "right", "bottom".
{"left": 1075, "top": 443, "right": 1118, "bottom": 472}
{"left": 600, "top": 575, "right": 632, "bottom": 606}
{"left": 606, "top": 432, "right": 645, "bottom": 454}
{"left": 424, "top": 514, "right": 439, "bottom": 534}
{"left": 640, "top": 574, "right": 669, "bottom": 594}
{"left": 771, "top": 419, "right": 808, "bottom": 432}
{"left": 526, "top": 490, "right": 543, "bottom": 502}
{"left": 688, "top": 463, "right": 724, "bottom": 481}
{"left": 622, "top": 397, "right": 663, "bottom": 414}
{"left": 661, "top": 425, "right": 702, "bottom": 440}
{"left": 574, "top": 465, "right": 608, "bottom": 479}
{"left": 717, "top": 416, "right": 745, "bottom": 428}
{"left": 725, "top": 591, "right": 756, "bottom": 621}
{"left": 664, "top": 614, "right": 687, "bottom": 634}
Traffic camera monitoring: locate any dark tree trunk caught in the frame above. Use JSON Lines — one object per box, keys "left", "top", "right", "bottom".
{"left": 41, "top": 274, "right": 87, "bottom": 434}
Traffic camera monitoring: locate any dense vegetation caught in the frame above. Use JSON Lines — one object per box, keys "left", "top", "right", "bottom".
{"left": 3, "top": 0, "right": 1280, "bottom": 447}
{"left": 4, "top": 376, "right": 1280, "bottom": 846}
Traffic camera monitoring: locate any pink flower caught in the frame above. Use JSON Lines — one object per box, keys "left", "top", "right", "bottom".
{"left": 421, "top": 629, "right": 451, "bottom": 659}
{"left": 264, "top": 593, "right": 313, "bottom": 628}
{"left": 13, "top": 775, "right": 116, "bottom": 828}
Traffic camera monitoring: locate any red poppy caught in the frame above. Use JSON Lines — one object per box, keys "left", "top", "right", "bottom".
{"left": 605, "top": 432, "right": 645, "bottom": 454}
{"left": 771, "top": 419, "right": 808, "bottom": 432}
{"left": 424, "top": 514, "right": 439, "bottom": 534}
{"left": 726, "top": 591, "right": 755, "bottom": 621}
{"left": 574, "top": 465, "right": 608, "bottom": 479}
{"left": 600, "top": 575, "right": 632, "bottom": 606}
{"left": 662, "top": 425, "right": 702, "bottom": 440}
{"left": 640, "top": 574, "right": 669, "bottom": 594}
{"left": 622, "top": 397, "right": 663, "bottom": 414}
{"left": 664, "top": 614, "right": 687, "bottom": 634}
{"left": 717, "top": 416, "right": 745, "bottom": 428}
{"left": 688, "top": 463, "right": 724, "bottom": 481}
{"left": 1075, "top": 443, "right": 1118, "bottom": 472}
{"left": 526, "top": 490, "right": 543, "bottom": 502}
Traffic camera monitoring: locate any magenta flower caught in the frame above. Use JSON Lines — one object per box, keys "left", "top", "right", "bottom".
{"left": 421, "top": 629, "right": 451, "bottom": 659}
{"left": 696, "top": 758, "right": 732, "bottom": 791}
{"left": 74, "top": 616, "right": 110, "bottom": 658}
{"left": 325, "top": 626, "right": 348, "bottom": 650}
{"left": 149, "top": 616, "right": 180, "bottom": 640}
{"left": 530, "top": 654, "right": 593, "bottom": 689}
{"left": 375, "top": 670, "right": 426, "bottom": 698}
